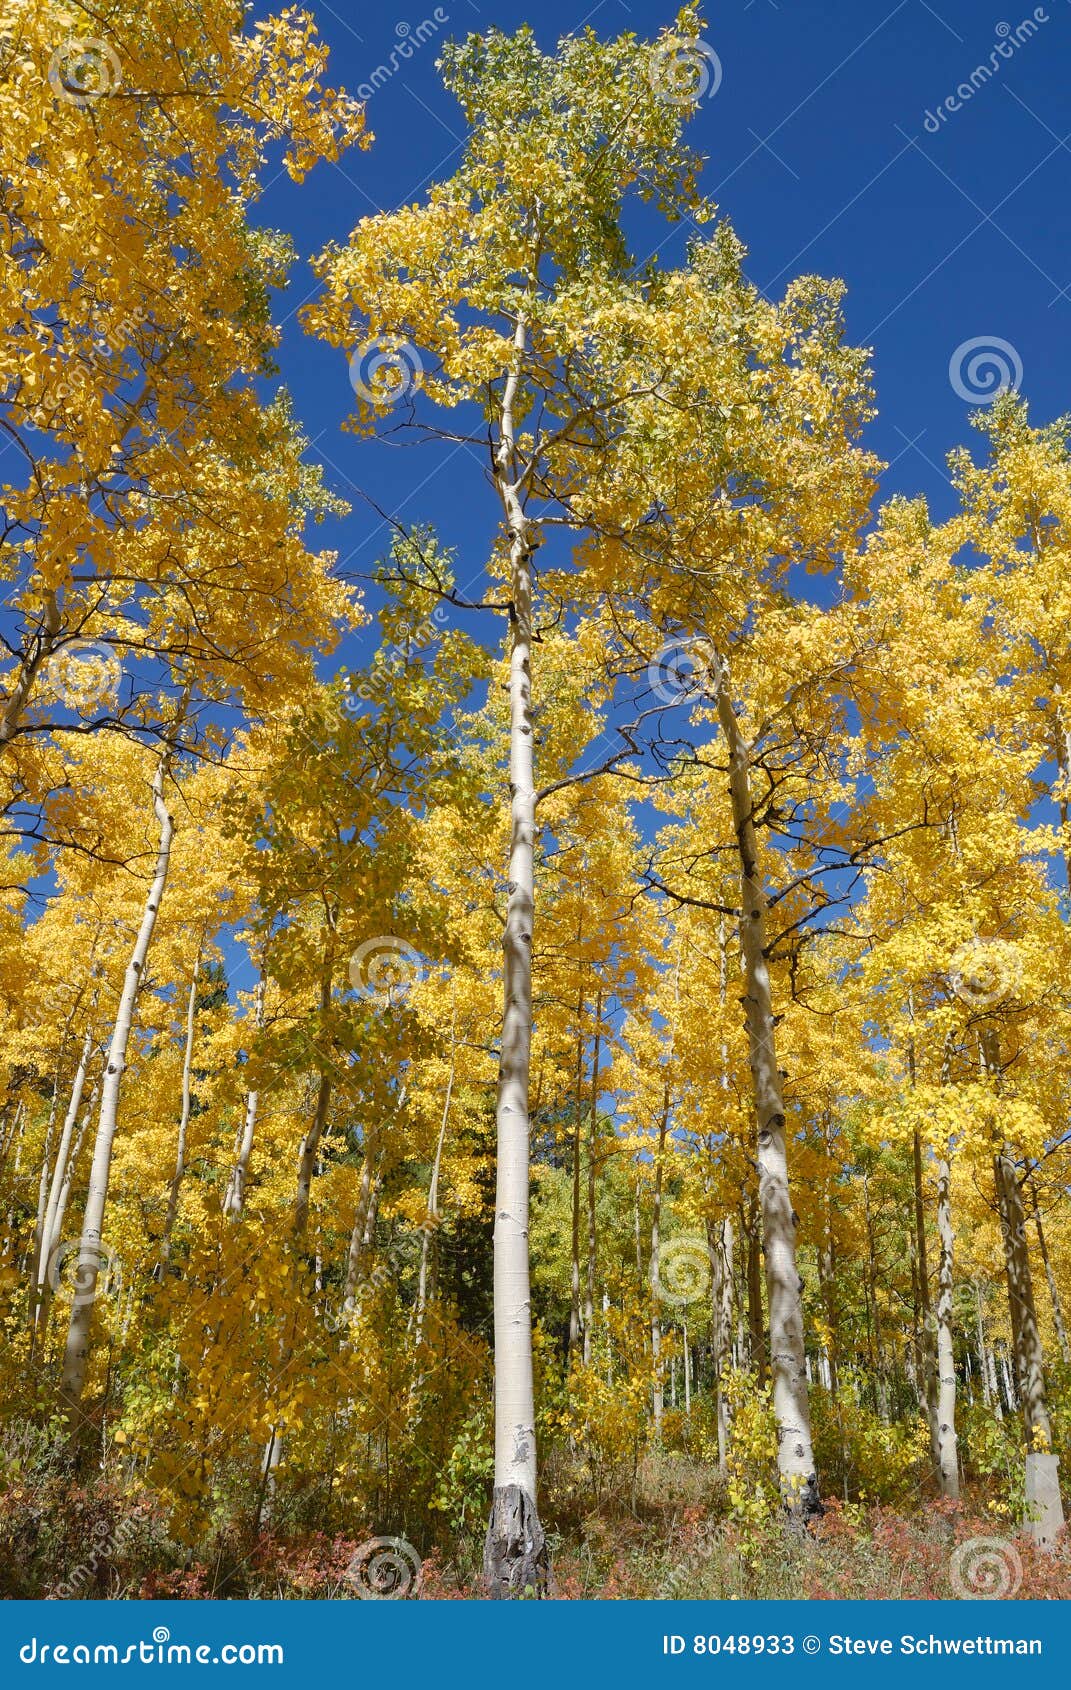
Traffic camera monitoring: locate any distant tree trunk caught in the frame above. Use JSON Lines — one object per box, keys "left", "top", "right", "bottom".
{"left": 994, "top": 1151, "right": 1053, "bottom": 1444}
{"left": 294, "top": 919, "right": 336, "bottom": 1242}
{"left": 994, "top": 1146, "right": 1065, "bottom": 1543}
{"left": 224, "top": 973, "right": 265, "bottom": 1217}
{"left": 744, "top": 1189, "right": 767, "bottom": 1386}
{"left": 36, "top": 1080, "right": 98, "bottom": 1346}
{"left": 709, "top": 1216, "right": 733, "bottom": 1474}
{"left": 569, "top": 1009, "right": 584, "bottom": 1360}
{"left": 974, "top": 1284, "right": 1001, "bottom": 1417}
{"left": 2, "top": 1104, "right": 25, "bottom": 1251}
{"left": 414, "top": 1002, "right": 456, "bottom": 1350}
{"left": 483, "top": 315, "right": 548, "bottom": 1599}
{"left": 583, "top": 996, "right": 601, "bottom": 1366}
{"left": 650, "top": 1086, "right": 669, "bottom": 1440}
{"left": 343, "top": 1147, "right": 378, "bottom": 1315}
{"left": 863, "top": 1168, "right": 890, "bottom": 1422}
{"left": 0, "top": 1100, "right": 23, "bottom": 1186}
{"left": 1030, "top": 1182, "right": 1070, "bottom": 1365}
{"left": 934, "top": 1147, "right": 959, "bottom": 1498}
{"left": 31, "top": 1030, "right": 93, "bottom": 1337}
{"left": 1051, "top": 699, "right": 1071, "bottom": 890}
{"left": 160, "top": 954, "right": 200, "bottom": 1268}
{"left": 683, "top": 1319, "right": 691, "bottom": 1419}
{"left": 60, "top": 751, "right": 175, "bottom": 1414}
{"left": 28, "top": 1070, "right": 61, "bottom": 1323}
{"left": 712, "top": 649, "right": 819, "bottom": 1521}
{"left": 817, "top": 1155, "right": 839, "bottom": 1396}
{"left": 912, "top": 1129, "right": 938, "bottom": 1448}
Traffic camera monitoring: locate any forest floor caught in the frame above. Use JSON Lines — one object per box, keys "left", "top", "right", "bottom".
{"left": 3, "top": 1452, "right": 1070, "bottom": 1600}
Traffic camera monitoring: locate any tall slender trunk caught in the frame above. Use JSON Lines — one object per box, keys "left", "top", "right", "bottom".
{"left": 994, "top": 1146, "right": 1065, "bottom": 1544}
{"left": 1030, "top": 1182, "right": 1070, "bottom": 1364}
{"left": 294, "top": 921, "right": 336, "bottom": 1242}
{"left": 261, "top": 929, "right": 338, "bottom": 1508}
{"left": 342, "top": 1148, "right": 376, "bottom": 1315}
{"left": 483, "top": 315, "right": 548, "bottom": 1598}
{"left": 817, "top": 1191, "right": 839, "bottom": 1396}
{"left": 414, "top": 1000, "right": 456, "bottom": 1349}
{"left": 32, "top": 1029, "right": 93, "bottom": 1339}
{"left": 683, "top": 1320, "right": 691, "bottom": 1418}
{"left": 1051, "top": 699, "right": 1071, "bottom": 891}
{"left": 568, "top": 1005, "right": 584, "bottom": 1360}
{"left": 160, "top": 955, "right": 200, "bottom": 1268}
{"left": 0, "top": 1100, "right": 24, "bottom": 1183}
{"left": 650, "top": 1087, "right": 669, "bottom": 1440}
{"left": 2, "top": 1104, "right": 25, "bottom": 1251}
{"left": 712, "top": 650, "right": 819, "bottom": 1520}
{"left": 60, "top": 752, "right": 175, "bottom": 1413}
{"left": 913, "top": 1127, "right": 940, "bottom": 1459}
{"left": 709, "top": 1215, "right": 733, "bottom": 1474}
{"left": 224, "top": 973, "right": 265, "bottom": 1217}
{"left": 974, "top": 1283, "right": 1001, "bottom": 1417}
{"left": 745, "top": 1188, "right": 767, "bottom": 1386}
{"left": 994, "top": 1150, "right": 1053, "bottom": 1445}
{"left": 28, "top": 1067, "right": 63, "bottom": 1329}
{"left": 583, "top": 996, "right": 601, "bottom": 1367}
{"left": 37, "top": 1080, "right": 98, "bottom": 1346}
{"left": 934, "top": 1146, "right": 959, "bottom": 1498}
{"left": 863, "top": 1169, "right": 889, "bottom": 1422}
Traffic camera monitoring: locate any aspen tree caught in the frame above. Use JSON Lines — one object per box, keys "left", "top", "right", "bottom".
{"left": 59, "top": 748, "right": 176, "bottom": 1412}
{"left": 307, "top": 10, "right": 711, "bottom": 1593}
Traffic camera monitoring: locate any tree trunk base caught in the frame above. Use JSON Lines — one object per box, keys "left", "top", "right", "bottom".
{"left": 782, "top": 1471, "right": 823, "bottom": 1528}
{"left": 483, "top": 1485, "right": 550, "bottom": 1599}
{"left": 1024, "top": 1452, "right": 1064, "bottom": 1550}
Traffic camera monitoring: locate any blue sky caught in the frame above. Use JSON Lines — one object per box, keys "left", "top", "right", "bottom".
{"left": 256, "top": 0, "right": 1071, "bottom": 619}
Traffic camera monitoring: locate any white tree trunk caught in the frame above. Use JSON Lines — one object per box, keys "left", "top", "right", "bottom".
{"left": 650, "top": 1088, "right": 669, "bottom": 1439}
{"left": 997, "top": 1152, "right": 1066, "bottom": 1545}
{"left": 712, "top": 650, "right": 819, "bottom": 1520}
{"left": 484, "top": 315, "right": 548, "bottom": 1597}
{"left": 1031, "top": 1183, "right": 1070, "bottom": 1364}
{"left": 342, "top": 1149, "right": 376, "bottom": 1315}
{"left": 294, "top": 925, "right": 336, "bottom": 1241}
{"left": 160, "top": 956, "right": 199, "bottom": 1267}
{"left": 28, "top": 1067, "right": 62, "bottom": 1330}
{"left": 32, "top": 1028, "right": 93, "bottom": 1337}
{"left": 583, "top": 997, "right": 601, "bottom": 1367}
{"left": 709, "top": 1215, "right": 733, "bottom": 1475}
{"left": 59, "top": 753, "right": 175, "bottom": 1412}
{"left": 414, "top": 1001, "right": 455, "bottom": 1349}
{"left": 934, "top": 1148, "right": 959, "bottom": 1498}
{"left": 224, "top": 974, "right": 265, "bottom": 1217}
{"left": 36, "top": 1080, "right": 98, "bottom": 1345}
